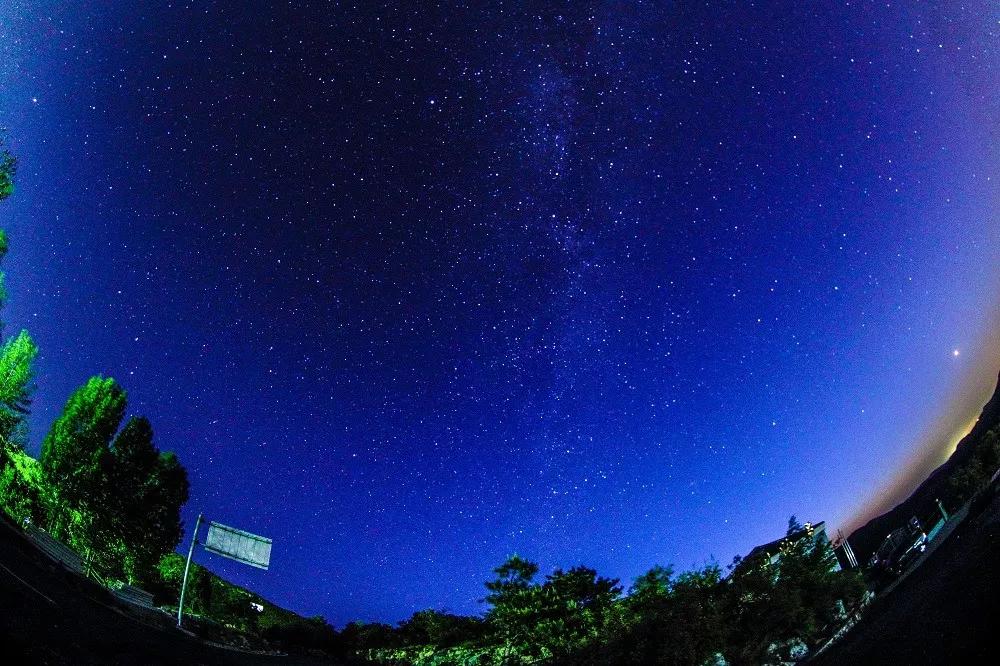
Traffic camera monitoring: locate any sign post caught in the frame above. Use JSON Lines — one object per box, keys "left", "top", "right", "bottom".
{"left": 177, "top": 513, "right": 203, "bottom": 628}
{"left": 176, "top": 514, "right": 272, "bottom": 629}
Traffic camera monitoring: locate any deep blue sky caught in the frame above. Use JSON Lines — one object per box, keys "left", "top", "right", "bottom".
{"left": 0, "top": 1, "right": 997, "bottom": 625}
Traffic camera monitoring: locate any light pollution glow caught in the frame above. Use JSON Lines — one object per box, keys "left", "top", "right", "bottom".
{"left": 842, "top": 301, "right": 1000, "bottom": 535}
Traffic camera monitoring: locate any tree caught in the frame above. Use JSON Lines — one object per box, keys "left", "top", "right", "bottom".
{"left": 593, "top": 563, "right": 724, "bottom": 666}
{"left": 484, "top": 554, "right": 541, "bottom": 658}
{"left": 397, "top": 609, "right": 485, "bottom": 649}
{"left": 0, "top": 229, "right": 9, "bottom": 331}
{"left": 0, "top": 136, "right": 14, "bottom": 202}
{"left": 0, "top": 446, "right": 45, "bottom": 524}
{"left": 106, "top": 416, "right": 190, "bottom": 582}
{"left": 723, "top": 519, "right": 865, "bottom": 665}
{"left": 534, "top": 566, "right": 621, "bottom": 659}
{"left": 484, "top": 555, "right": 621, "bottom": 662}
{"left": 0, "top": 138, "right": 41, "bottom": 520}
{"left": 627, "top": 564, "right": 675, "bottom": 613}
{"left": 40, "top": 375, "right": 127, "bottom": 552}
{"left": 0, "top": 330, "right": 39, "bottom": 443}
{"left": 40, "top": 377, "right": 190, "bottom": 581}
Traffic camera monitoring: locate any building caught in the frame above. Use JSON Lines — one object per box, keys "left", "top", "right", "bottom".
{"left": 734, "top": 521, "right": 843, "bottom": 576}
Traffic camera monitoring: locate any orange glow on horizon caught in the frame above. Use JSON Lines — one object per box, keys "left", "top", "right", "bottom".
{"left": 841, "top": 304, "right": 1000, "bottom": 536}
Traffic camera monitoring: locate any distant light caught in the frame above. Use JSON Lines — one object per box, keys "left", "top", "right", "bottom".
{"left": 952, "top": 349, "right": 960, "bottom": 357}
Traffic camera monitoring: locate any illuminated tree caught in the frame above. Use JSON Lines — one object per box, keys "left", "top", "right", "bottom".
{"left": 605, "top": 563, "right": 726, "bottom": 666}
{"left": 483, "top": 554, "right": 542, "bottom": 659}
{"left": 533, "top": 566, "right": 622, "bottom": 659}
{"left": 723, "top": 518, "right": 865, "bottom": 665}
{"left": 0, "top": 330, "right": 39, "bottom": 443}
{"left": 484, "top": 555, "right": 621, "bottom": 661}
{"left": 40, "top": 376, "right": 127, "bottom": 549}
{"left": 0, "top": 146, "right": 40, "bottom": 510}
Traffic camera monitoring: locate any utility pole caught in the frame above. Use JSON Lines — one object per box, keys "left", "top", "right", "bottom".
{"left": 936, "top": 498, "right": 948, "bottom": 521}
{"left": 177, "top": 513, "right": 203, "bottom": 628}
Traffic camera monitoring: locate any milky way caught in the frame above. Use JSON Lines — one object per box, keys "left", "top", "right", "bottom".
{"left": 0, "top": 2, "right": 997, "bottom": 624}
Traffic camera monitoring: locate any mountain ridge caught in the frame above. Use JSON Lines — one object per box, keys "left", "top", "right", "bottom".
{"left": 847, "top": 367, "right": 1000, "bottom": 562}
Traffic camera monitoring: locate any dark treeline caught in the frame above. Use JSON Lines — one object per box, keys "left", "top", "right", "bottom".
{"left": 345, "top": 519, "right": 866, "bottom": 665}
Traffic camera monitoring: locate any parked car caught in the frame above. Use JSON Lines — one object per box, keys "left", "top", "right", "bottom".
{"left": 890, "top": 531, "right": 927, "bottom": 574}
{"left": 868, "top": 517, "right": 927, "bottom": 577}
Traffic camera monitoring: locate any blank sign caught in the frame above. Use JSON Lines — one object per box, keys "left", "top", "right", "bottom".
{"left": 204, "top": 521, "right": 272, "bottom": 570}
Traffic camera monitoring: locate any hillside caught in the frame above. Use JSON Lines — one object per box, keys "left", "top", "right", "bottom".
{"left": 847, "top": 368, "right": 1000, "bottom": 562}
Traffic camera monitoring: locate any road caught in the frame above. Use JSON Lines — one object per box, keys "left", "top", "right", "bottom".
{"left": 811, "top": 489, "right": 999, "bottom": 664}
{"left": 0, "top": 515, "right": 339, "bottom": 665}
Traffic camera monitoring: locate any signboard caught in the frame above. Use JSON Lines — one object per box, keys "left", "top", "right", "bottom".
{"left": 204, "top": 521, "right": 272, "bottom": 570}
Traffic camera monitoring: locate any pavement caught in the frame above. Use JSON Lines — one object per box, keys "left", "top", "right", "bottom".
{"left": 0, "top": 515, "right": 338, "bottom": 665}
{"left": 875, "top": 502, "right": 968, "bottom": 599}
{"left": 811, "top": 489, "right": 1000, "bottom": 664}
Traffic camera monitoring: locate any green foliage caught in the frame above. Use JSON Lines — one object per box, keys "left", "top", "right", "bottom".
{"left": 105, "top": 417, "right": 190, "bottom": 582}
{"left": 721, "top": 521, "right": 865, "bottom": 665}
{"left": 0, "top": 330, "right": 39, "bottom": 442}
{"left": 580, "top": 563, "right": 725, "bottom": 666}
{"left": 341, "top": 621, "right": 401, "bottom": 652}
{"left": 38, "top": 378, "right": 190, "bottom": 584}
{"left": 0, "top": 445, "right": 46, "bottom": 524}
{"left": 40, "top": 375, "right": 127, "bottom": 550}
{"left": 0, "top": 138, "right": 15, "bottom": 201}
{"left": 483, "top": 554, "right": 541, "bottom": 651}
{"left": 531, "top": 566, "right": 622, "bottom": 659}
{"left": 398, "top": 610, "right": 486, "bottom": 649}
{"left": 0, "top": 157, "right": 43, "bottom": 525}
{"left": 480, "top": 556, "right": 622, "bottom": 663}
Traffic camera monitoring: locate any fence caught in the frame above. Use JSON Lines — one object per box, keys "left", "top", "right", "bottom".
{"left": 24, "top": 523, "right": 85, "bottom": 575}
{"left": 23, "top": 523, "right": 157, "bottom": 609}
{"left": 110, "top": 582, "right": 156, "bottom": 609}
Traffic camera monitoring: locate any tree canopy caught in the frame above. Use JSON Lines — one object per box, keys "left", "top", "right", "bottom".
{"left": 105, "top": 416, "right": 190, "bottom": 582}
{"left": 0, "top": 137, "right": 15, "bottom": 202}
{"left": 40, "top": 376, "right": 127, "bottom": 544}
{"left": 359, "top": 521, "right": 866, "bottom": 666}
{"left": 37, "top": 378, "right": 189, "bottom": 581}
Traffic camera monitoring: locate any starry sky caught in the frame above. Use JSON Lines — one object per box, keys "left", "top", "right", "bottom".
{"left": 0, "top": 1, "right": 997, "bottom": 625}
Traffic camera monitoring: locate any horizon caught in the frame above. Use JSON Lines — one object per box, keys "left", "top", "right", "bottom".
{"left": 1, "top": 1, "right": 997, "bottom": 626}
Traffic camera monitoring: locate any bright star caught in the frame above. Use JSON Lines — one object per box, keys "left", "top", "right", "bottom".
{"left": 952, "top": 349, "right": 960, "bottom": 357}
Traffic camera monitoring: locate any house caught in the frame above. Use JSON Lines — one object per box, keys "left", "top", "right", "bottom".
{"left": 735, "top": 521, "right": 841, "bottom": 575}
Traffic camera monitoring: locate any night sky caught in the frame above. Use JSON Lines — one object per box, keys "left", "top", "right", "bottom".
{"left": 1, "top": 1, "right": 997, "bottom": 625}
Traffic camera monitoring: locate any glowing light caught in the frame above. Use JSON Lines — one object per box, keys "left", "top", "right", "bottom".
{"left": 952, "top": 349, "right": 960, "bottom": 357}
{"left": 943, "top": 416, "right": 980, "bottom": 460}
